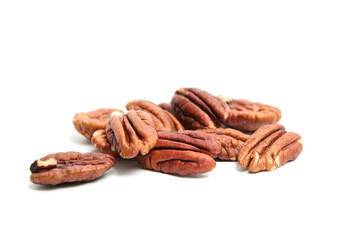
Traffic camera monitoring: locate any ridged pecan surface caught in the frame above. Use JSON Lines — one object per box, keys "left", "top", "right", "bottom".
{"left": 237, "top": 124, "right": 303, "bottom": 172}
{"left": 170, "top": 88, "right": 229, "bottom": 130}
{"left": 198, "top": 128, "right": 250, "bottom": 160}
{"left": 106, "top": 110, "right": 158, "bottom": 159}
{"left": 126, "top": 100, "right": 184, "bottom": 132}
{"left": 73, "top": 108, "right": 124, "bottom": 139}
{"left": 30, "top": 152, "right": 115, "bottom": 185}
{"left": 136, "top": 130, "right": 221, "bottom": 175}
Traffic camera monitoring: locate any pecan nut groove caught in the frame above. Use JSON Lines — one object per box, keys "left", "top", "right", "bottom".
{"left": 73, "top": 108, "right": 124, "bottom": 139}
{"left": 30, "top": 152, "right": 116, "bottom": 185}
{"left": 136, "top": 130, "right": 221, "bottom": 175}
{"left": 237, "top": 124, "right": 303, "bottom": 172}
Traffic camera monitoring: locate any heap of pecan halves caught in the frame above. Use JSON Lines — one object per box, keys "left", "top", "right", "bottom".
{"left": 29, "top": 87, "right": 303, "bottom": 185}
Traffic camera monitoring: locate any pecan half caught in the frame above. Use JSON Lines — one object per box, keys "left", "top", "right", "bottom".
{"left": 73, "top": 108, "right": 124, "bottom": 139}
{"left": 30, "top": 152, "right": 116, "bottom": 185}
{"left": 170, "top": 88, "right": 229, "bottom": 130}
{"left": 126, "top": 100, "right": 184, "bottom": 132}
{"left": 219, "top": 97, "right": 281, "bottom": 131}
{"left": 198, "top": 128, "right": 250, "bottom": 161}
{"left": 91, "top": 129, "right": 119, "bottom": 157}
{"left": 106, "top": 110, "right": 158, "bottom": 159}
{"left": 136, "top": 130, "right": 221, "bottom": 175}
{"left": 237, "top": 124, "right": 303, "bottom": 172}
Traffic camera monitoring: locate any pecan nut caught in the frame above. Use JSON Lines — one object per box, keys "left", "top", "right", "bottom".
{"left": 198, "top": 128, "right": 250, "bottom": 161}
{"left": 170, "top": 88, "right": 229, "bottom": 130}
{"left": 30, "top": 152, "right": 116, "bottom": 185}
{"left": 106, "top": 110, "right": 159, "bottom": 159}
{"left": 126, "top": 100, "right": 184, "bottom": 132}
{"left": 91, "top": 129, "right": 119, "bottom": 157}
{"left": 136, "top": 130, "right": 221, "bottom": 175}
{"left": 73, "top": 108, "right": 124, "bottom": 139}
{"left": 219, "top": 97, "right": 281, "bottom": 131}
{"left": 237, "top": 124, "right": 303, "bottom": 172}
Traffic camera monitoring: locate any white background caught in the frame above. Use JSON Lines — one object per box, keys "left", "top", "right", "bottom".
{"left": 1, "top": 1, "right": 359, "bottom": 239}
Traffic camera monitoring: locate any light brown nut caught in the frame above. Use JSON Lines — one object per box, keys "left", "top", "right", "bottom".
{"left": 220, "top": 98, "right": 281, "bottom": 131}
{"left": 170, "top": 88, "right": 229, "bottom": 130}
{"left": 136, "top": 130, "right": 220, "bottom": 175}
{"left": 126, "top": 100, "right": 184, "bottom": 132}
{"left": 91, "top": 129, "right": 119, "bottom": 157}
{"left": 73, "top": 108, "right": 124, "bottom": 139}
{"left": 30, "top": 152, "right": 116, "bottom": 185}
{"left": 197, "top": 128, "right": 250, "bottom": 161}
{"left": 237, "top": 124, "right": 303, "bottom": 172}
{"left": 106, "top": 110, "right": 158, "bottom": 159}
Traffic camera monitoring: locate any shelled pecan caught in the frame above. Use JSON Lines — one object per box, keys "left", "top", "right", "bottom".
{"left": 91, "top": 129, "right": 119, "bottom": 157}
{"left": 126, "top": 100, "right": 184, "bottom": 132}
{"left": 197, "top": 128, "right": 250, "bottom": 160}
{"left": 30, "top": 152, "right": 116, "bottom": 185}
{"left": 219, "top": 97, "right": 282, "bottom": 131}
{"left": 136, "top": 130, "right": 221, "bottom": 175}
{"left": 105, "top": 110, "right": 158, "bottom": 159}
{"left": 73, "top": 108, "right": 124, "bottom": 139}
{"left": 237, "top": 124, "right": 303, "bottom": 172}
{"left": 170, "top": 88, "right": 229, "bottom": 130}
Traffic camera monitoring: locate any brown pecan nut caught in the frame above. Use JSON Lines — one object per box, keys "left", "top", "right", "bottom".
{"left": 170, "top": 88, "right": 229, "bottom": 130}
{"left": 91, "top": 129, "right": 119, "bottom": 157}
{"left": 30, "top": 152, "right": 116, "bottom": 185}
{"left": 106, "top": 110, "right": 158, "bottom": 159}
{"left": 126, "top": 100, "right": 184, "bottom": 132}
{"left": 219, "top": 97, "right": 281, "bottom": 131}
{"left": 136, "top": 130, "right": 221, "bottom": 175}
{"left": 197, "top": 128, "right": 250, "bottom": 161}
{"left": 73, "top": 108, "right": 124, "bottom": 139}
{"left": 237, "top": 124, "right": 303, "bottom": 172}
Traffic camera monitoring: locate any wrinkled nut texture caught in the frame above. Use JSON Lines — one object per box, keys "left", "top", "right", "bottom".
{"left": 126, "top": 100, "right": 184, "bottom": 132}
{"left": 91, "top": 129, "right": 119, "bottom": 157}
{"left": 106, "top": 110, "right": 158, "bottom": 159}
{"left": 136, "top": 130, "right": 220, "bottom": 175}
{"left": 170, "top": 88, "right": 229, "bottom": 130}
{"left": 198, "top": 128, "right": 250, "bottom": 161}
{"left": 237, "top": 124, "right": 303, "bottom": 172}
{"left": 30, "top": 152, "right": 116, "bottom": 185}
{"left": 220, "top": 98, "right": 281, "bottom": 131}
{"left": 73, "top": 108, "right": 124, "bottom": 139}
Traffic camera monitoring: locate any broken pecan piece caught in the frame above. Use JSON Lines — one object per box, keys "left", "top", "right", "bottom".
{"left": 30, "top": 152, "right": 116, "bottom": 185}
{"left": 126, "top": 100, "right": 184, "bottom": 132}
{"left": 170, "top": 88, "right": 229, "bottom": 130}
{"left": 136, "top": 130, "right": 221, "bottom": 175}
{"left": 106, "top": 110, "right": 158, "bottom": 159}
{"left": 219, "top": 97, "right": 281, "bottom": 131}
{"left": 198, "top": 128, "right": 250, "bottom": 161}
{"left": 237, "top": 124, "right": 303, "bottom": 172}
{"left": 73, "top": 108, "right": 124, "bottom": 139}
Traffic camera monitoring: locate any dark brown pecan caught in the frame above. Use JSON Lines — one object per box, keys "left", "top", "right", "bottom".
{"left": 170, "top": 88, "right": 229, "bottom": 130}
{"left": 73, "top": 108, "right": 124, "bottom": 139}
{"left": 219, "top": 97, "right": 281, "bottom": 131}
{"left": 197, "top": 128, "right": 250, "bottom": 161}
{"left": 30, "top": 152, "right": 116, "bottom": 185}
{"left": 126, "top": 100, "right": 184, "bottom": 133}
{"left": 91, "top": 129, "right": 119, "bottom": 157}
{"left": 136, "top": 130, "right": 221, "bottom": 175}
{"left": 237, "top": 124, "right": 303, "bottom": 172}
{"left": 106, "top": 110, "right": 158, "bottom": 159}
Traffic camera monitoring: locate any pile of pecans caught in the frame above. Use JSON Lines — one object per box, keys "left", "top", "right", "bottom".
{"left": 29, "top": 88, "right": 303, "bottom": 185}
